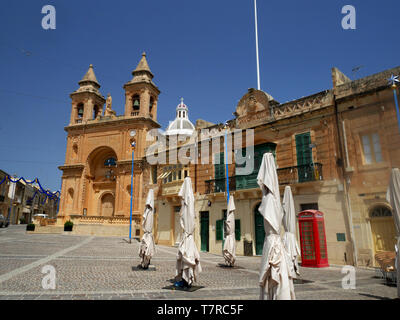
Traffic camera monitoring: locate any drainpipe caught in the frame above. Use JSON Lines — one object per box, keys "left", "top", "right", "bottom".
{"left": 333, "top": 93, "right": 358, "bottom": 266}
{"left": 341, "top": 119, "right": 358, "bottom": 267}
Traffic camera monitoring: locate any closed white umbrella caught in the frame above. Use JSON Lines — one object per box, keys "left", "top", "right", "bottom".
{"left": 257, "top": 153, "right": 296, "bottom": 300}
{"left": 138, "top": 189, "right": 156, "bottom": 269}
{"left": 175, "top": 177, "right": 202, "bottom": 287}
{"left": 223, "top": 196, "right": 236, "bottom": 266}
{"left": 387, "top": 168, "right": 400, "bottom": 298}
{"left": 282, "top": 186, "right": 301, "bottom": 276}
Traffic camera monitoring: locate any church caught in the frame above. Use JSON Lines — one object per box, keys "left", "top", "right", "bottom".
{"left": 57, "top": 53, "right": 160, "bottom": 237}
{"left": 57, "top": 52, "right": 400, "bottom": 268}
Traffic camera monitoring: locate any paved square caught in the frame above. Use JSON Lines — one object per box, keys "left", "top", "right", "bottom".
{"left": 0, "top": 226, "right": 397, "bottom": 300}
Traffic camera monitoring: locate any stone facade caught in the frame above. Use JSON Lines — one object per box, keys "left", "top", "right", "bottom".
{"left": 57, "top": 55, "right": 400, "bottom": 267}
{"left": 57, "top": 53, "right": 160, "bottom": 237}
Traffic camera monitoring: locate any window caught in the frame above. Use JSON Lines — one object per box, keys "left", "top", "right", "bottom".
{"left": 370, "top": 206, "right": 392, "bottom": 218}
{"left": 149, "top": 97, "right": 154, "bottom": 113}
{"left": 132, "top": 95, "right": 140, "bottom": 110}
{"left": 161, "top": 165, "right": 187, "bottom": 184}
{"left": 235, "top": 143, "right": 277, "bottom": 190}
{"left": 361, "top": 133, "right": 383, "bottom": 164}
{"left": 93, "top": 105, "right": 99, "bottom": 119}
{"left": 77, "top": 103, "right": 84, "bottom": 118}
{"left": 104, "top": 157, "right": 117, "bottom": 167}
{"left": 295, "top": 132, "right": 313, "bottom": 182}
{"left": 300, "top": 203, "right": 319, "bottom": 211}
{"left": 151, "top": 166, "right": 157, "bottom": 184}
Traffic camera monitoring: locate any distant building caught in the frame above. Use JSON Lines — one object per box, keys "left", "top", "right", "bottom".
{"left": 0, "top": 169, "right": 58, "bottom": 224}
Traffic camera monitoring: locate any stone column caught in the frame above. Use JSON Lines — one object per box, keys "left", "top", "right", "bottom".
{"left": 140, "top": 89, "right": 150, "bottom": 117}
{"left": 70, "top": 103, "right": 77, "bottom": 125}
{"left": 125, "top": 93, "right": 132, "bottom": 116}
{"left": 151, "top": 99, "right": 158, "bottom": 121}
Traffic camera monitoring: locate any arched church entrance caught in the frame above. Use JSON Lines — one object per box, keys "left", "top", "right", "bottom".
{"left": 84, "top": 146, "right": 118, "bottom": 216}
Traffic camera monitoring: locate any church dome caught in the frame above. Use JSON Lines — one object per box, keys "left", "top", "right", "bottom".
{"left": 165, "top": 98, "right": 195, "bottom": 136}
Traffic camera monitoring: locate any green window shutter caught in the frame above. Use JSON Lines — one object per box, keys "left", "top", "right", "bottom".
{"left": 295, "top": 132, "right": 312, "bottom": 182}
{"left": 216, "top": 219, "right": 223, "bottom": 241}
{"left": 235, "top": 219, "right": 241, "bottom": 241}
{"left": 295, "top": 132, "right": 312, "bottom": 166}
{"left": 214, "top": 153, "right": 225, "bottom": 192}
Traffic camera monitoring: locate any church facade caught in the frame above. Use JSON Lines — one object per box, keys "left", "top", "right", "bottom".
{"left": 57, "top": 53, "right": 160, "bottom": 236}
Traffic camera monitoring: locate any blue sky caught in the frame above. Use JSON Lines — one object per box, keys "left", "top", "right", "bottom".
{"left": 0, "top": 0, "right": 399, "bottom": 191}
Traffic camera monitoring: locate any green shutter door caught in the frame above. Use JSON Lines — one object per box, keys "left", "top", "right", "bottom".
{"left": 235, "top": 219, "right": 241, "bottom": 241}
{"left": 295, "top": 133, "right": 312, "bottom": 182}
{"left": 216, "top": 219, "right": 223, "bottom": 241}
{"left": 200, "top": 212, "right": 209, "bottom": 252}
{"left": 214, "top": 152, "right": 225, "bottom": 192}
{"left": 236, "top": 143, "right": 276, "bottom": 190}
{"left": 254, "top": 204, "right": 265, "bottom": 255}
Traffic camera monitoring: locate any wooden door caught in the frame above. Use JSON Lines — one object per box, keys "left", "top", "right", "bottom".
{"left": 101, "top": 194, "right": 114, "bottom": 217}
{"left": 371, "top": 217, "right": 396, "bottom": 253}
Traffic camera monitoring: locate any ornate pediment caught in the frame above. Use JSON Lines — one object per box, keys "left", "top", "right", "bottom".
{"left": 235, "top": 88, "right": 272, "bottom": 118}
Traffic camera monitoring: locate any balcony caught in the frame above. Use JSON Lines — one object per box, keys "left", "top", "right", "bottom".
{"left": 205, "top": 163, "right": 323, "bottom": 194}
{"left": 131, "top": 111, "right": 139, "bottom": 116}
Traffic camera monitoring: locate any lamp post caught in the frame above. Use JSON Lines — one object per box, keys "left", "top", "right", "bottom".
{"left": 129, "top": 140, "right": 136, "bottom": 244}
{"left": 223, "top": 123, "right": 230, "bottom": 204}
{"left": 388, "top": 75, "right": 400, "bottom": 133}
{"left": 222, "top": 123, "right": 230, "bottom": 253}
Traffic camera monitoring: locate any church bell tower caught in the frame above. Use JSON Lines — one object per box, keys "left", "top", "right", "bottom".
{"left": 123, "top": 52, "right": 160, "bottom": 121}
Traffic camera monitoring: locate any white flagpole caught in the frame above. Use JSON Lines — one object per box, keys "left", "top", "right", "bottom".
{"left": 254, "top": 0, "right": 261, "bottom": 90}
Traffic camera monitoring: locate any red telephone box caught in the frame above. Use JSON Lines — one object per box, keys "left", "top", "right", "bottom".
{"left": 298, "top": 210, "right": 329, "bottom": 268}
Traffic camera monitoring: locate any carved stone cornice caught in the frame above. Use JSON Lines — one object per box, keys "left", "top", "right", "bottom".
{"left": 65, "top": 116, "right": 160, "bottom": 132}
{"left": 58, "top": 164, "right": 85, "bottom": 171}
{"left": 117, "top": 159, "right": 145, "bottom": 170}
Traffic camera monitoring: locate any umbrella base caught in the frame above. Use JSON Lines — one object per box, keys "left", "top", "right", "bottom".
{"left": 132, "top": 264, "right": 156, "bottom": 271}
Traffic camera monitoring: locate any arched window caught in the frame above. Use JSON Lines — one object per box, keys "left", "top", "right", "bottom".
{"left": 104, "top": 157, "right": 117, "bottom": 167}
{"left": 149, "top": 97, "right": 154, "bottom": 113}
{"left": 77, "top": 103, "right": 84, "bottom": 118}
{"left": 93, "top": 105, "right": 99, "bottom": 119}
{"left": 132, "top": 95, "right": 140, "bottom": 111}
{"left": 370, "top": 206, "right": 392, "bottom": 218}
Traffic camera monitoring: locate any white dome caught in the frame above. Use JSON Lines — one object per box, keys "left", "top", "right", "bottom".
{"left": 165, "top": 98, "right": 195, "bottom": 136}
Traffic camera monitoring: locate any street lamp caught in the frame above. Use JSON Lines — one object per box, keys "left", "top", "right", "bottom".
{"left": 129, "top": 130, "right": 136, "bottom": 244}
{"left": 223, "top": 122, "right": 230, "bottom": 204}
{"left": 388, "top": 75, "right": 400, "bottom": 134}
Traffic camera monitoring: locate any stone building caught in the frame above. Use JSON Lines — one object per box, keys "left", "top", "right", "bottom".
{"left": 154, "top": 67, "right": 400, "bottom": 267}
{"left": 56, "top": 53, "right": 400, "bottom": 266}
{"left": 57, "top": 53, "right": 160, "bottom": 236}
{"left": 0, "top": 169, "right": 57, "bottom": 224}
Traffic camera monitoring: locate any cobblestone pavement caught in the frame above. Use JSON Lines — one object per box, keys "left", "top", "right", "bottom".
{"left": 0, "top": 225, "right": 397, "bottom": 300}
